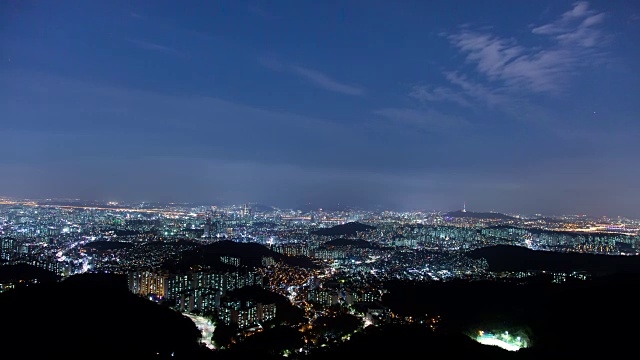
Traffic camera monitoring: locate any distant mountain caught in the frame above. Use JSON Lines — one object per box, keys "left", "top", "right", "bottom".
{"left": 295, "top": 202, "right": 352, "bottom": 212}
{"left": 445, "top": 210, "right": 515, "bottom": 220}
{"left": 251, "top": 203, "right": 276, "bottom": 212}
{"left": 311, "top": 222, "right": 376, "bottom": 236}
{"left": 467, "top": 244, "right": 640, "bottom": 275}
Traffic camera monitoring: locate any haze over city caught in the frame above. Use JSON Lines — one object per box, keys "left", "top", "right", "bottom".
{"left": 2, "top": 0, "right": 640, "bottom": 218}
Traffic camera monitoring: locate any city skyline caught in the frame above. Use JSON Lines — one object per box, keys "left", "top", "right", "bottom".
{"left": 3, "top": 193, "right": 640, "bottom": 357}
{"left": 2, "top": 196, "right": 638, "bottom": 224}
{"left": 3, "top": 1, "right": 640, "bottom": 218}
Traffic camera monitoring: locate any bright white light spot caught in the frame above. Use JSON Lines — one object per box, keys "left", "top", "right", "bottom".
{"left": 475, "top": 331, "right": 527, "bottom": 352}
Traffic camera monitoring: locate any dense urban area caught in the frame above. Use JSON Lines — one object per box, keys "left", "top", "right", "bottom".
{"left": 2, "top": 197, "right": 639, "bottom": 358}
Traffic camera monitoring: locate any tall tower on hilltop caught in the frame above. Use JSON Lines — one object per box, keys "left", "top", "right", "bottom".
{"left": 462, "top": 202, "right": 467, "bottom": 212}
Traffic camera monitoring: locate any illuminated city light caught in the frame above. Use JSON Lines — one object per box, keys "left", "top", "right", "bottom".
{"left": 474, "top": 330, "right": 529, "bottom": 351}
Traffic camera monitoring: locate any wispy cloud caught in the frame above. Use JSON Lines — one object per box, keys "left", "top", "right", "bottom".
{"left": 373, "top": 108, "right": 470, "bottom": 132}
{"left": 448, "top": 31, "right": 570, "bottom": 93}
{"left": 410, "top": 84, "right": 474, "bottom": 108}
{"left": 409, "top": 1, "right": 609, "bottom": 117}
{"left": 291, "top": 66, "right": 365, "bottom": 96}
{"left": 410, "top": 72, "right": 507, "bottom": 109}
{"left": 443, "top": 72, "right": 508, "bottom": 107}
{"left": 127, "top": 38, "right": 181, "bottom": 56}
{"left": 446, "top": 1, "right": 607, "bottom": 94}
{"left": 531, "top": 1, "right": 607, "bottom": 47}
{"left": 259, "top": 55, "right": 365, "bottom": 96}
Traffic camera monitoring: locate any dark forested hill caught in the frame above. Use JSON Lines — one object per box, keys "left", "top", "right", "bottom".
{"left": 311, "top": 222, "right": 375, "bottom": 236}
{"left": 0, "top": 263, "right": 60, "bottom": 283}
{"left": 304, "top": 323, "right": 515, "bottom": 359}
{"left": 467, "top": 244, "right": 640, "bottom": 275}
{"left": 380, "top": 273, "right": 640, "bottom": 358}
{"left": 445, "top": 210, "right": 515, "bottom": 220}
{"left": 166, "top": 240, "right": 320, "bottom": 270}
{"left": 3, "top": 268, "right": 637, "bottom": 358}
{"left": 321, "top": 238, "right": 380, "bottom": 249}
{"left": 83, "top": 240, "right": 134, "bottom": 251}
{"left": 0, "top": 273, "right": 211, "bottom": 359}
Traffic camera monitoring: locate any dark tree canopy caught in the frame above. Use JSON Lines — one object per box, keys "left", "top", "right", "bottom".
{"left": 0, "top": 273, "right": 210, "bottom": 359}
{"left": 0, "top": 263, "right": 60, "bottom": 283}
{"left": 467, "top": 244, "right": 640, "bottom": 274}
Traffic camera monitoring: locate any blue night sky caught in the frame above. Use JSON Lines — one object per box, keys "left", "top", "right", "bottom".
{"left": 2, "top": 0, "right": 640, "bottom": 217}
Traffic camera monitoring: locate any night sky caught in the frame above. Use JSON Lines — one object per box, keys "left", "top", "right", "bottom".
{"left": 2, "top": 1, "right": 640, "bottom": 217}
